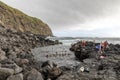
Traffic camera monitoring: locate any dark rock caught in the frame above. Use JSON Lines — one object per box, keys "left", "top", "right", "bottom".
{"left": 0, "top": 68, "right": 14, "bottom": 80}
{"left": 14, "top": 63, "right": 23, "bottom": 74}
{"left": 0, "top": 59, "right": 14, "bottom": 64}
{"left": 56, "top": 71, "right": 101, "bottom": 80}
{"left": 68, "top": 41, "right": 120, "bottom": 80}
{"left": 0, "top": 49, "right": 7, "bottom": 61}
{"left": 41, "top": 61, "right": 62, "bottom": 80}
{"left": 74, "top": 48, "right": 91, "bottom": 61}
{"left": 1, "top": 63, "right": 22, "bottom": 74}
{"left": 59, "top": 66, "right": 71, "bottom": 71}
{"left": 19, "top": 59, "right": 29, "bottom": 65}
{"left": 7, "top": 73, "right": 23, "bottom": 80}
{"left": 24, "top": 68, "right": 43, "bottom": 80}
{"left": 47, "top": 66, "right": 62, "bottom": 79}
{"left": 7, "top": 52, "right": 17, "bottom": 60}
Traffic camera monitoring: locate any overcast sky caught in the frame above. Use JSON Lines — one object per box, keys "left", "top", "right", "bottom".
{"left": 1, "top": 0, "right": 120, "bottom": 37}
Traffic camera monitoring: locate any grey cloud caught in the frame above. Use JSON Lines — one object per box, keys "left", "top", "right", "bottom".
{"left": 33, "top": 0, "right": 120, "bottom": 30}
{"left": 1, "top": 0, "right": 120, "bottom": 30}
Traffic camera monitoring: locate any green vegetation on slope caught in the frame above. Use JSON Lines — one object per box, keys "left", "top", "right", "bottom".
{"left": 0, "top": 1, "right": 53, "bottom": 36}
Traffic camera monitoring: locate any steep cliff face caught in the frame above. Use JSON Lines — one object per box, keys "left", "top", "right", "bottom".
{"left": 0, "top": 1, "right": 53, "bottom": 36}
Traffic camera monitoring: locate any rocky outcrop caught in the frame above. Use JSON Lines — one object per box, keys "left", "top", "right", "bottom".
{"left": 68, "top": 41, "right": 120, "bottom": 80}
{"left": 24, "top": 68, "right": 43, "bottom": 80}
{"left": 0, "top": 1, "right": 53, "bottom": 36}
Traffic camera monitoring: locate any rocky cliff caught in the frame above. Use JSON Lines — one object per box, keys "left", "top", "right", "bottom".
{"left": 0, "top": 1, "right": 53, "bottom": 36}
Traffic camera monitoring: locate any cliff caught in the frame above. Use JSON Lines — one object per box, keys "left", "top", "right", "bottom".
{"left": 0, "top": 1, "right": 53, "bottom": 36}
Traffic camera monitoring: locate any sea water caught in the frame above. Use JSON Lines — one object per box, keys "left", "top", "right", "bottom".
{"left": 32, "top": 37, "right": 120, "bottom": 67}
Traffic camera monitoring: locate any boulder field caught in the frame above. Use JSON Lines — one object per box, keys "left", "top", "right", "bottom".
{"left": 0, "top": 28, "right": 62, "bottom": 80}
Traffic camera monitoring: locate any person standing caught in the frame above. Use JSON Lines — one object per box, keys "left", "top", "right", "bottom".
{"left": 81, "top": 40, "right": 86, "bottom": 47}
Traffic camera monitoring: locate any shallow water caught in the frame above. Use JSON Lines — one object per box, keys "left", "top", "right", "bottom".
{"left": 32, "top": 38, "right": 120, "bottom": 67}
{"left": 32, "top": 44, "right": 80, "bottom": 67}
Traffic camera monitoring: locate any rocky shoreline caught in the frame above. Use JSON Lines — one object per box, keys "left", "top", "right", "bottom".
{"left": 0, "top": 28, "right": 62, "bottom": 80}
{"left": 0, "top": 28, "right": 120, "bottom": 80}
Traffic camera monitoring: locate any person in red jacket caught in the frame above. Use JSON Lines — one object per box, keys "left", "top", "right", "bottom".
{"left": 81, "top": 40, "right": 86, "bottom": 47}
{"left": 104, "top": 40, "right": 109, "bottom": 49}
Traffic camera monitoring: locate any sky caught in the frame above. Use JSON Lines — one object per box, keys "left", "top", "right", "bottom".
{"left": 1, "top": 0, "right": 120, "bottom": 37}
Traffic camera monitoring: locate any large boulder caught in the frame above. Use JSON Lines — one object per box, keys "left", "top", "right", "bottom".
{"left": 7, "top": 73, "right": 23, "bottom": 80}
{"left": 41, "top": 61, "right": 62, "bottom": 80}
{"left": 0, "top": 60, "right": 23, "bottom": 74}
{"left": 14, "top": 63, "right": 23, "bottom": 74}
{"left": 24, "top": 68, "right": 43, "bottom": 80}
{"left": 1, "top": 59, "right": 23, "bottom": 74}
{"left": 47, "top": 66, "right": 62, "bottom": 79}
{"left": 0, "top": 68, "right": 14, "bottom": 80}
